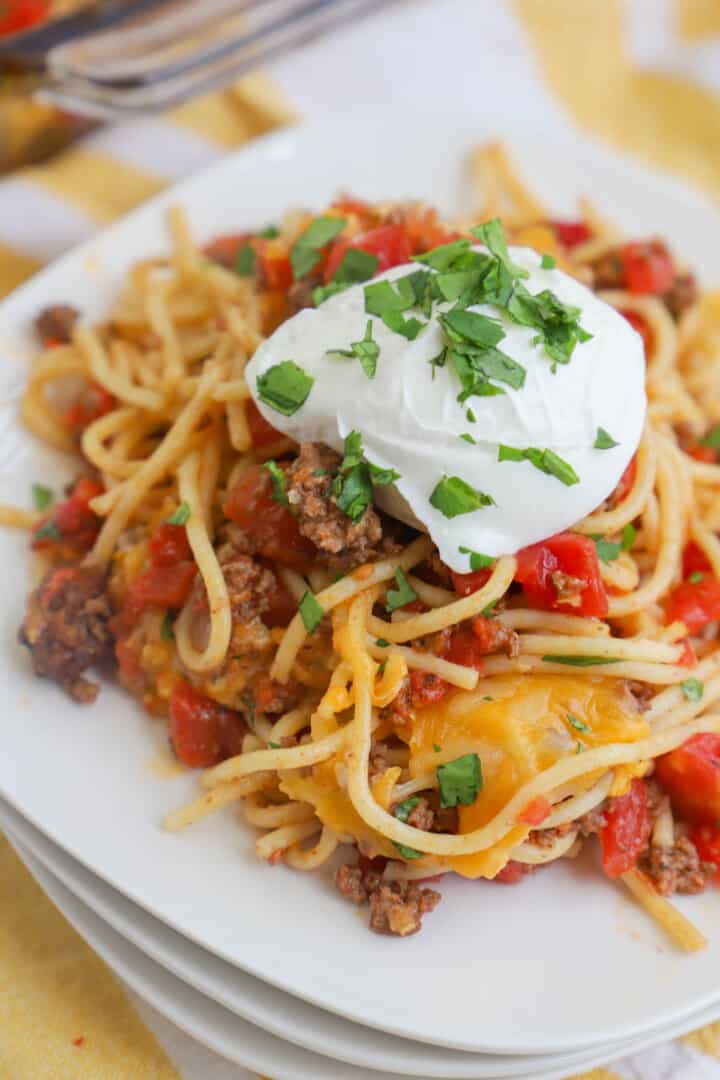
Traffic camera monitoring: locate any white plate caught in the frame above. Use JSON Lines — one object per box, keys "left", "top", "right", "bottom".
{"left": 0, "top": 794, "right": 652, "bottom": 1080}
{"left": 1, "top": 111, "right": 720, "bottom": 1055}
{"left": 8, "top": 832, "right": 720, "bottom": 1080}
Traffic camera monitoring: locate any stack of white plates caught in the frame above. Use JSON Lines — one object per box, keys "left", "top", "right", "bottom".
{"left": 2, "top": 111, "right": 720, "bottom": 1080}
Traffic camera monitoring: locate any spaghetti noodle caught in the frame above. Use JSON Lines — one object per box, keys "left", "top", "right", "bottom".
{"left": 12, "top": 144, "right": 720, "bottom": 944}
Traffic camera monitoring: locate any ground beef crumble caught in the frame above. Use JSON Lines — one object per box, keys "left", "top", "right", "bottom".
{"left": 35, "top": 304, "right": 80, "bottom": 345}
{"left": 335, "top": 858, "right": 441, "bottom": 936}
{"left": 285, "top": 443, "right": 388, "bottom": 570}
{"left": 640, "top": 834, "right": 715, "bottom": 896}
{"left": 19, "top": 565, "right": 114, "bottom": 703}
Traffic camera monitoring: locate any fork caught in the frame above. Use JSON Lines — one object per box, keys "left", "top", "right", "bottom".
{"left": 1, "top": 0, "right": 404, "bottom": 120}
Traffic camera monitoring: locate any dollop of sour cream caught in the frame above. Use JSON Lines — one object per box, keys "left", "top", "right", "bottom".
{"left": 246, "top": 246, "right": 646, "bottom": 573}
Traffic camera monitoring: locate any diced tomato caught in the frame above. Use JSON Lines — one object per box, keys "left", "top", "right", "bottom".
{"left": 450, "top": 568, "right": 491, "bottom": 597}
{"left": 518, "top": 795, "right": 551, "bottom": 827}
{"left": 514, "top": 532, "right": 608, "bottom": 617}
{"left": 443, "top": 626, "right": 486, "bottom": 672}
{"left": 686, "top": 443, "right": 716, "bottom": 463}
{"left": 656, "top": 735, "right": 720, "bottom": 826}
{"left": 678, "top": 638, "right": 698, "bottom": 668}
{"left": 609, "top": 455, "right": 637, "bottom": 507}
{"left": 599, "top": 779, "right": 651, "bottom": 878}
{"left": 689, "top": 825, "right": 720, "bottom": 880}
{"left": 330, "top": 196, "right": 376, "bottom": 226}
{"left": 64, "top": 383, "right": 115, "bottom": 435}
{"left": 409, "top": 670, "right": 450, "bottom": 708}
{"left": 32, "top": 476, "right": 103, "bottom": 553}
{"left": 259, "top": 252, "right": 293, "bottom": 291}
{"left": 264, "top": 577, "right": 297, "bottom": 628}
{"left": 471, "top": 615, "right": 504, "bottom": 652}
{"left": 683, "top": 541, "right": 712, "bottom": 580}
{"left": 665, "top": 574, "right": 720, "bottom": 634}
{"left": 619, "top": 242, "right": 675, "bottom": 295}
{"left": 621, "top": 310, "right": 653, "bottom": 355}
{"left": 399, "top": 598, "right": 427, "bottom": 614}
{"left": 551, "top": 221, "right": 591, "bottom": 249}
{"left": 245, "top": 398, "right": 283, "bottom": 448}
{"left": 494, "top": 861, "right": 527, "bottom": 884}
{"left": 323, "top": 224, "right": 412, "bottom": 283}
{"left": 149, "top": 523, "right": 193, "bottom": 568}
{"left": 0, "top": 0, "right": 50, "bottom": 35}
{"left": 223, "top": 465, "right": 315, "bottom": 572}
{"left": 123, "top": 563, "right": 196, "bottom": 623}
{"left": 169, "top": 680, "right": 247, "bottom": 768}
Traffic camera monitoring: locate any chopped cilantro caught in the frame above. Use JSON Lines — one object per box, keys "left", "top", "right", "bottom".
{"left": 689, "top": 570, "right": 704, "bottom": 584}
{"left": 541, "top": 254, "right": 556, "bottom": 269}
{"left": 441, "top": 309, "right": 505, "bottom": 349}
{"left": 258, "top": 225, "right": 279, "bottom": 239}
{"left": 313, "top": 248, "right": 379, "bottom": 304}
{"left": 386, "top": 567, "right": 417, "bottom": 613}
{"left": 160, "top": 612, "right": 175, "bottom": 642}
{"left": 466, "top": 408, "right": 477, "bottom": 423}
{"left": 256, "top": 361, "right": 314, "bottom": 416}
{"left": 235, "top": 244, "right": 256, "bottom": 276}
{"left": 413, "top": 238, "right": 471, "bottom": 271}
{"left": 430, "top": 475, "right": 495, "bottom": 518}
{"left": 327, "top": 319, "right": 379, "bottom": 378}
{"left": 567, "top": 713, "right": 590, "bottom": 733}
{"left": 594, "top": 537, "right": 622, "bottom": 564}
{"left": 699, "top": 425, "right": 720, "bottom": 450}
{"left": 506, "top": 283, "right": 592, "bottom": 370}
{"left": 594, "top": 427, "right": 619, "bottom": 450}
{"left": 166, "top": 502, "right": 190, "bottom": 525}
{"left": 497, "top": 445, "right": 579, "bottom": 486}
{"left": 299, "top": 590, "right": 324, "bottom": 634}
{"left": 375, "top": 638, "right": 390, "bottom": 648}
{"left": 393, "top": 842, "right": 424, "bottom": 860}
{"left": 576, "top": 741, "right": 585, "bottom": 754}
{"left": 542, "top": 655, "right": 622, "bottom": 666}
{"left": 394, "top": 796, "right": 420, "bottom": 823}
{"left": 268, "top": 741, "right": 281, "bottom": 749}
{"left": 432, "top": 743, "right": 442, "bottom": 753}
{"left": 290, "top": 216, "right": 346, "bottom": 279}
{"left": 32, "top": 484, "right": 53, "bottom": 511}
{"left": 471, "top": 218, "right": 529, "bottom": 282}
{"left": 332, "top": 430, "right": 399, "bottom": 523}
{"left": 622, "top": 523, "right": 637, "bottom": 551}
{"left": 459, "top": 546, "right": 494, "bottom": 570}
{"left": 263, "top": 460, "right": 288, "bottom": 506}
{"left": 34, "top": 519, "right": 61, "bottom": 541}
{"left": 460, "top": 433, "right": 476, "bottom": 444}
{"left": 437, "top": 753, "right": 482, "bottom": 808}
{"left": 681, "top": 677, "right": 703, "bottom": 702}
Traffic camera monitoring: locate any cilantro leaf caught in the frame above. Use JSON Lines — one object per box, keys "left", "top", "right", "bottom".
{"left": 327, "top": 319, "right": 380, "bottom": 378}
{"left": 567, "top": 713, "right": 590, "bottom": 733}
{"left": 34, "top": 519, "right": 61, "bottom": 541}
{"left": 299, "top": 590, "right": 324, "bottom": 634}
{"left": 256, "top": 361, "right": 314, "bottom": 416}
{"left": 413, "top": 238, "right": 471, "bottom": 271}
{"left": 31, "top": 484, "right": 53, "bottom": 511}
{"left": 594, "top": 537, "right": 622, "bottom": 563}
{"left": 166, "top": 502, "right": 190, "bottom": 525}
{"left": 507, "top": 284, "right": 591, "bottom": 369}
{"left": 460, "top": 433, "right": 476, "bottom": 444}
{"left": 393, "top": 842, "right": 424, "bottom": 860}
{"left": 160, "top": 612, "right": 175, "bottom": 642}
{"left": 622, "top": 523, "right": 637, "bottom": 551}
{"left": 430, "top": 475, "right": 495, "bottom": 518}
{"left": 235, "top": 244, "right": 256, "bottom": 276}
{"left": 699, "top": 425, "right": 720, "bottom": 450}
{"left": 313, "top": 248, "right": 379, "bottom": 304}
{"left": 332, "top": 430, "right": 400, "bottom": 523}
{"left": 594, "top": 427, "right": 619, "bottom": 449}
{"left": 681, "top": 677, "right": 703, "bottom": 702}
{"left": 471, "top": 218, "right": 529, "bottom": 281}
{"left": 437, "top": 753, "right": 482, "bottom": 808}
{"left": 497, "top": 445, "right": 579, "bottom": 487}
{"left": 440, "top": 309, "right": 505, "bottom": 349}
{"left": 541, "top": 254, "right": 556, "bottom": 269}
{"left": 394, "top": 796, "right": 420, "bottom": 823}
{"left": 541, "top": 655, "right": 622, "bottom": 666}
{"left": 386, "top": 567, "right": 417, "bottom": 613}
{"left": 689, "top": 570, "right": 704, "bottom": 584}
{"left": 290, "top": 216, "right": 346, "bottom": 279}
{"left": 459, "top": 546, "right": 494, "bottom": 570}
{"left": 263, "top": 460, "right": 288, "bottom": 506}
{"left": 364, "top": 277, "right": 415, "bottom": 316}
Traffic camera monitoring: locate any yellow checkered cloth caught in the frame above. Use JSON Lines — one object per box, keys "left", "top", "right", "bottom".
{"left": 1, "top": 2, "right": 719, "bottom": 1078}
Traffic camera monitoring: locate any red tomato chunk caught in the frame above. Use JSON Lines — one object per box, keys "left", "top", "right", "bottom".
{"left": 666, "top": 575, "right": 720, "bottom": 634}
{"left": 619, "top": 242, "right": 675, "bottom": 295}
{"left": 224, "top": 464, "right": 315, "bottom": 572}
{"left": 689, "top": 825, "right": 720, "bottom": 881}
{"left": 515, "top": 532, "right": 608, "bottom": 617}
{"left": 600, "top": 779, "right": 651, "bottom": 878}
{"left": 656, "top": 735, "right": 720, "bottom": 826}
{"left": 169, "top": 680, "right": 247, "bottom": 768}
{"left": 324, "top": 224, "right": 412, "bottom": 282}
